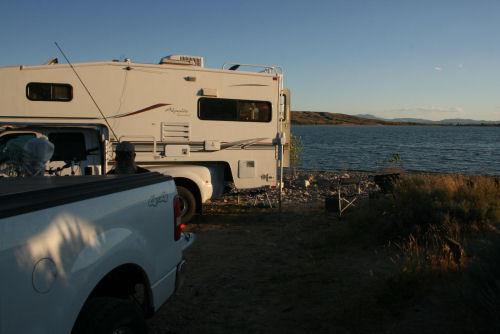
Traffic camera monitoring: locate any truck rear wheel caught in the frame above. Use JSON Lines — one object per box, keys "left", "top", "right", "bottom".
{"left": 177, "top": 186, "right": 196, "bottom": 224}
{"left": 72, "top": 297, "right": 147, "bottom": 334}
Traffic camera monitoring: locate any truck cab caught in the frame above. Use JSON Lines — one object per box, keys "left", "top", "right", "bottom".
{"left": 0, "top": 125, "right": 107, "bottom": 177}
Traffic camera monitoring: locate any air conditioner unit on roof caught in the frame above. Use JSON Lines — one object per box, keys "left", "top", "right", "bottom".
{"left": 160, "top": 55, "right": 204, "bottom": 67}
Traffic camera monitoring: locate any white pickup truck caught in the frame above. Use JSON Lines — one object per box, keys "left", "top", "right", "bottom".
{"left": 0, "top": 173, "right": 195, "bottom": 333}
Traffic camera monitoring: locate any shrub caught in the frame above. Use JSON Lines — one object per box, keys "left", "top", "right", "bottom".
{"left": 375, "top": 153, "right": 404, "bottom": 173}
{"left": 289, "top": 133, "right": 303, "bottom": 176}
{"left": 391, "top": 174, "right": 500, "bottom": 235}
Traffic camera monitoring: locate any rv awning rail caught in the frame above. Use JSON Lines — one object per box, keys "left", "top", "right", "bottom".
{"left": 222, "top": 63, "right": 283, "bottom": 74}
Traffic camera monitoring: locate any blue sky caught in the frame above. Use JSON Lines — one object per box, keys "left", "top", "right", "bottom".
{"left": 1, "top": 0, "right": 499, "bottom": 121}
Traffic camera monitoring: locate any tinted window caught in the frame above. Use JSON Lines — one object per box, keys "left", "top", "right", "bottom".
{"left": 48, "top": 133, "right": 87, "bottom": 162}
{"left": 26, "top": 82, "right": 72, "bottom": 101}
{"left": 198, "top": 98, "right": 271, "bottom": 122}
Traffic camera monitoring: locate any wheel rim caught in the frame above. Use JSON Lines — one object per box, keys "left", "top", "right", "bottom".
{"left": 178, "top": 195, "right": 189, "bottom": 217}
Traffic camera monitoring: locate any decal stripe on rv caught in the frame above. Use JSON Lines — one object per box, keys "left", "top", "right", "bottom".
{"left": 111, "top": 103, "right": 170, "bottom": 118}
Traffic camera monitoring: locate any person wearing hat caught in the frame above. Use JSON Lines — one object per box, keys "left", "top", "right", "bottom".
{"left": 107, "top": 141, "right": 150, "bottom": 174}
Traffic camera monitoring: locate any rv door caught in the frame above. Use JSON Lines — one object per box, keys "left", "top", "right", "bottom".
{"left": 280, "top": 88, "right": 291, "bottom": 167}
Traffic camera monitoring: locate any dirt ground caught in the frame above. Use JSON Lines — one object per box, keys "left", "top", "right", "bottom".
{"left": 147, "top": 201, "right": 389, "bottom": 334}
{"left": 147, "top": 201, "right": 482, "bottom": 334}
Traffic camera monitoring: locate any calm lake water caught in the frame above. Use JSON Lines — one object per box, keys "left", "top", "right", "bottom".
{"left": 291, "top": 126, "right": 500, "bottom": 175}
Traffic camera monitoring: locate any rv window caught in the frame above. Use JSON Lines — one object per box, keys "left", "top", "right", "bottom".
{"left": 48, "top": 132, "right": 87, "bottom": 162}
{"left": 26, "top": 83, "right": 73, "bottom": 102}
{"left": 198, "top": 98, "right": 271, "bottom": 122}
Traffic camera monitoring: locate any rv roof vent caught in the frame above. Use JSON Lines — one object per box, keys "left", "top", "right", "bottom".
{"left": 160, "top": 55, "right": 204, "bottom": 67}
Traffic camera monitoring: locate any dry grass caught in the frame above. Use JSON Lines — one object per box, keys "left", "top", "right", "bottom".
{"left": 351, "top": 173, "right": 500, "bottom": 332}
{"left": 392, "top": 174, "right": 500, "bottom": 233}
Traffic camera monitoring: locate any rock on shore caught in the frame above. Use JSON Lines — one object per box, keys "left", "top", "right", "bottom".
{"left": 208, "top": 170, "right": 378, "bottom": 208}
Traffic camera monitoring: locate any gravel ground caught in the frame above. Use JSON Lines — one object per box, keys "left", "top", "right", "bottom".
{"left": 212, "top": 170, "right": 378, "bottom": 208}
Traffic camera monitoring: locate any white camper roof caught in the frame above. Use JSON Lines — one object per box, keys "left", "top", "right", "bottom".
{"left": 2, "top": 55, "right": 282, "bottom": 77}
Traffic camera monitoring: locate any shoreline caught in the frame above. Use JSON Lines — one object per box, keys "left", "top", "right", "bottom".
{"left": 208, "top": 170, "right": 376, "bottom": 208}
{"left": 207, "top": 169, "right": 500, "bottom": 209}
{"left": 291, "top": 168, "right": 500, "bottom": 176}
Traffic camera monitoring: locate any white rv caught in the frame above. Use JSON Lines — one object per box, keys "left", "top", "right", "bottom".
{"left": 0, "top": 55, "right": 291, "bottom": 222}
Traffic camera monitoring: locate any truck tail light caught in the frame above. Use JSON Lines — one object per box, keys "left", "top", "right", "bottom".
{"left": 174, "top": 195, "right": 182, "bottom": 241}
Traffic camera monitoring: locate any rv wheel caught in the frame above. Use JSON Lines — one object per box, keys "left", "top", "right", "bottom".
{"left": 177, "top": 186, "right": 196, "bottom": 223}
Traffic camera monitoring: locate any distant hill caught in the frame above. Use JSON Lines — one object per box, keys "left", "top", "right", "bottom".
{"left": 439, "top": 118, "right": 500, "bottom": 125}
{"left": 290, "top": 111, "right": 500, "bottom": 126}
{"left": 390, "top": 118, "right": 434, "bottom": 124}
{"left": 355, "top": 114, "right": 381, "bottom": 120}
{"left": 291, "top": 111, "right": 424, "bottom": 126}
{"left": 356, "top": 114, "right": 500, "bottom": 125}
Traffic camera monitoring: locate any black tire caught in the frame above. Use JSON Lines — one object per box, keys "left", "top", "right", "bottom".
{"left": 177, "top": 186, "right": 196, "bottom": 224}
{"left": 72, "top": 297, "right": 148, "bottom": 334}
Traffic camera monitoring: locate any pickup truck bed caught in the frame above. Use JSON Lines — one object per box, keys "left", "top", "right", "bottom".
{"left": 0, "top": 173, "right": 172, "bottom": 218}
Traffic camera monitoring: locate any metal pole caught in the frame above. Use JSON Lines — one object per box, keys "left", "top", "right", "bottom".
{"left": 279, "top": 137, "right": 283, "bottom": 218}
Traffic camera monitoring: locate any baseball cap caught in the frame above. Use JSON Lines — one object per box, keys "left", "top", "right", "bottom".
{"left": 116, "top": 141, "right": 135, "bottom": 153}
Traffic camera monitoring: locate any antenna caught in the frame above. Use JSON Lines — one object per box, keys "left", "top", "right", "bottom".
{"left": 54, "top": 42, "right": 119, "bottom": 140}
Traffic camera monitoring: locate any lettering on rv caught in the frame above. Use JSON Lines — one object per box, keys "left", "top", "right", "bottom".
{"left": 165, "top": 106, "right": 190, "bottom": 116}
